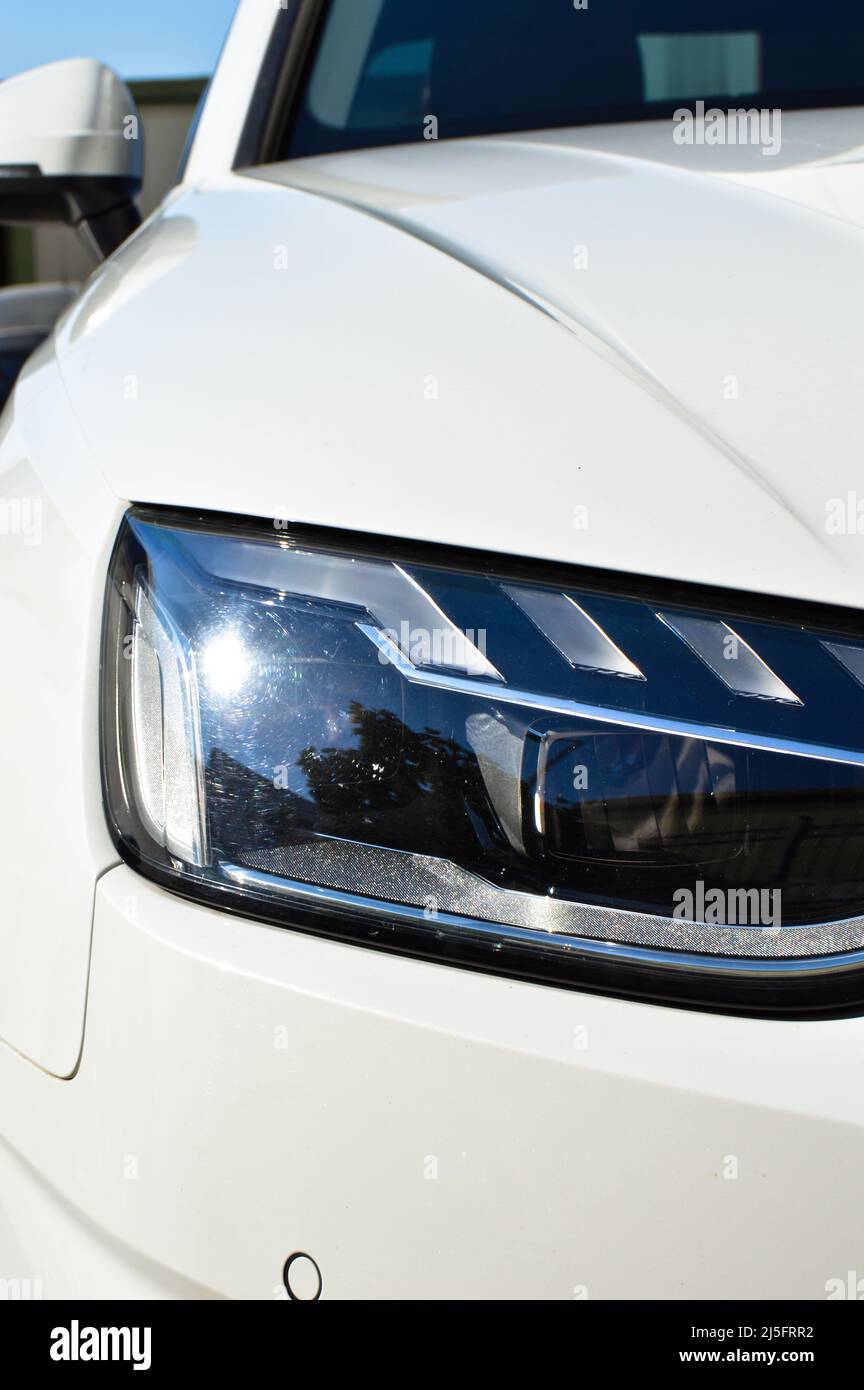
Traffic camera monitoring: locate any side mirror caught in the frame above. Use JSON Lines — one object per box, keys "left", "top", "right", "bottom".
{"left": 0, "top": 58, "right": 143, "bottom": 259}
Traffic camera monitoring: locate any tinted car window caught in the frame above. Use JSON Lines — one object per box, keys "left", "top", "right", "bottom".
{"left": 283, "top": 0, "right": 864, "bottom": 158}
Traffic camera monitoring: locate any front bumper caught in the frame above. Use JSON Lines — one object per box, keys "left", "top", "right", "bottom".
{"left": 2, "top": 864, "right": 863, "bottom": 1299}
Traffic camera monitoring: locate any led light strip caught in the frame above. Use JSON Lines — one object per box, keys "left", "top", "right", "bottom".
{"left": 357, "top": 623, "right": 864, "bottom": 769}
{"left": 658, "top": 612, "right": 802, "bottom": 704}
{"left": 503, "top": 585, "right": 644, "bottom": 678}
{"left": 823, "top": 640, "right": 864, "bottom": 689}
{"left": 177, "top": 535, "right": 502, "bottom": 680}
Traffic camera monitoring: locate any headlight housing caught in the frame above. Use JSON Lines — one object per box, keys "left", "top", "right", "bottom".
{"left": 102, "top": 508, "right": 864, "bottom": 1015}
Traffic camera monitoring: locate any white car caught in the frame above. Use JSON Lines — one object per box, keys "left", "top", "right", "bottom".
{"left": 1, "top": 0, "right": 864, "bottom": 1302}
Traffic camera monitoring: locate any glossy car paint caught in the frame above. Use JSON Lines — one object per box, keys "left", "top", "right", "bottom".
{"left": 3, "top": 866, "right": 864, "bottom": 1300}
{"left": 54, "top": 135, "right": 864, "bottom": 609}
{"left": 1, "top": 0, "right": 864, "bottom": 1297}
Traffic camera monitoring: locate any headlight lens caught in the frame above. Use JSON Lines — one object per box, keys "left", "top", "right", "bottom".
{"left": 102, "top": 509, "right": 864, "bottom": 1013}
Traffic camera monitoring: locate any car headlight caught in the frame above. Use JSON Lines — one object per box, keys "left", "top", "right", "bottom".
{"left": 102, "top": 508, "right": 864, "bottom": 1014}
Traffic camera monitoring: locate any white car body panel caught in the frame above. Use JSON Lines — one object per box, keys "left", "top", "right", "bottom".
{"left": 264, "top": 132, "right": 864, "bottom": 606}
{"left": 0, "top": 375, "right": 122, "bottom": 1077}
{"left": 3, "top": 0, "right": 864, "bottom": 1296}
{"left": 0, "top": 864, "right": 861, "bottom": 1300}
{"left": 49, "top": 124, "right": 864, "bottom": 611}
{"left": 180, "top": 0, "right": 280, "bottom": 186}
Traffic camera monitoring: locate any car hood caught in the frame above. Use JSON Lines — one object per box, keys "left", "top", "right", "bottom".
{"left": 49, "top": 114, "right": 864, "bottom": 609}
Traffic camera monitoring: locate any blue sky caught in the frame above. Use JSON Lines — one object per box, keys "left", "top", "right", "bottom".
{"left": 1, "top": 0, "right": 240, "bottom": 80}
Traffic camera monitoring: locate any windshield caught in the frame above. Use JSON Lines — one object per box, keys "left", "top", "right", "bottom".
{"left": 283, "top": 0, "right": 864, "bottom": 159}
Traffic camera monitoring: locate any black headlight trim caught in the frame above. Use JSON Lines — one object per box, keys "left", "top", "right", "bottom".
{"left": 101, "top": 504, "right": 864, "bottom": 1019}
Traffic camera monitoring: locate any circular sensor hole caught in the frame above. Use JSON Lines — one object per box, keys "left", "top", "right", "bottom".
{"left": 283, "top": 1252, "right": 322, "bottom": 1301}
